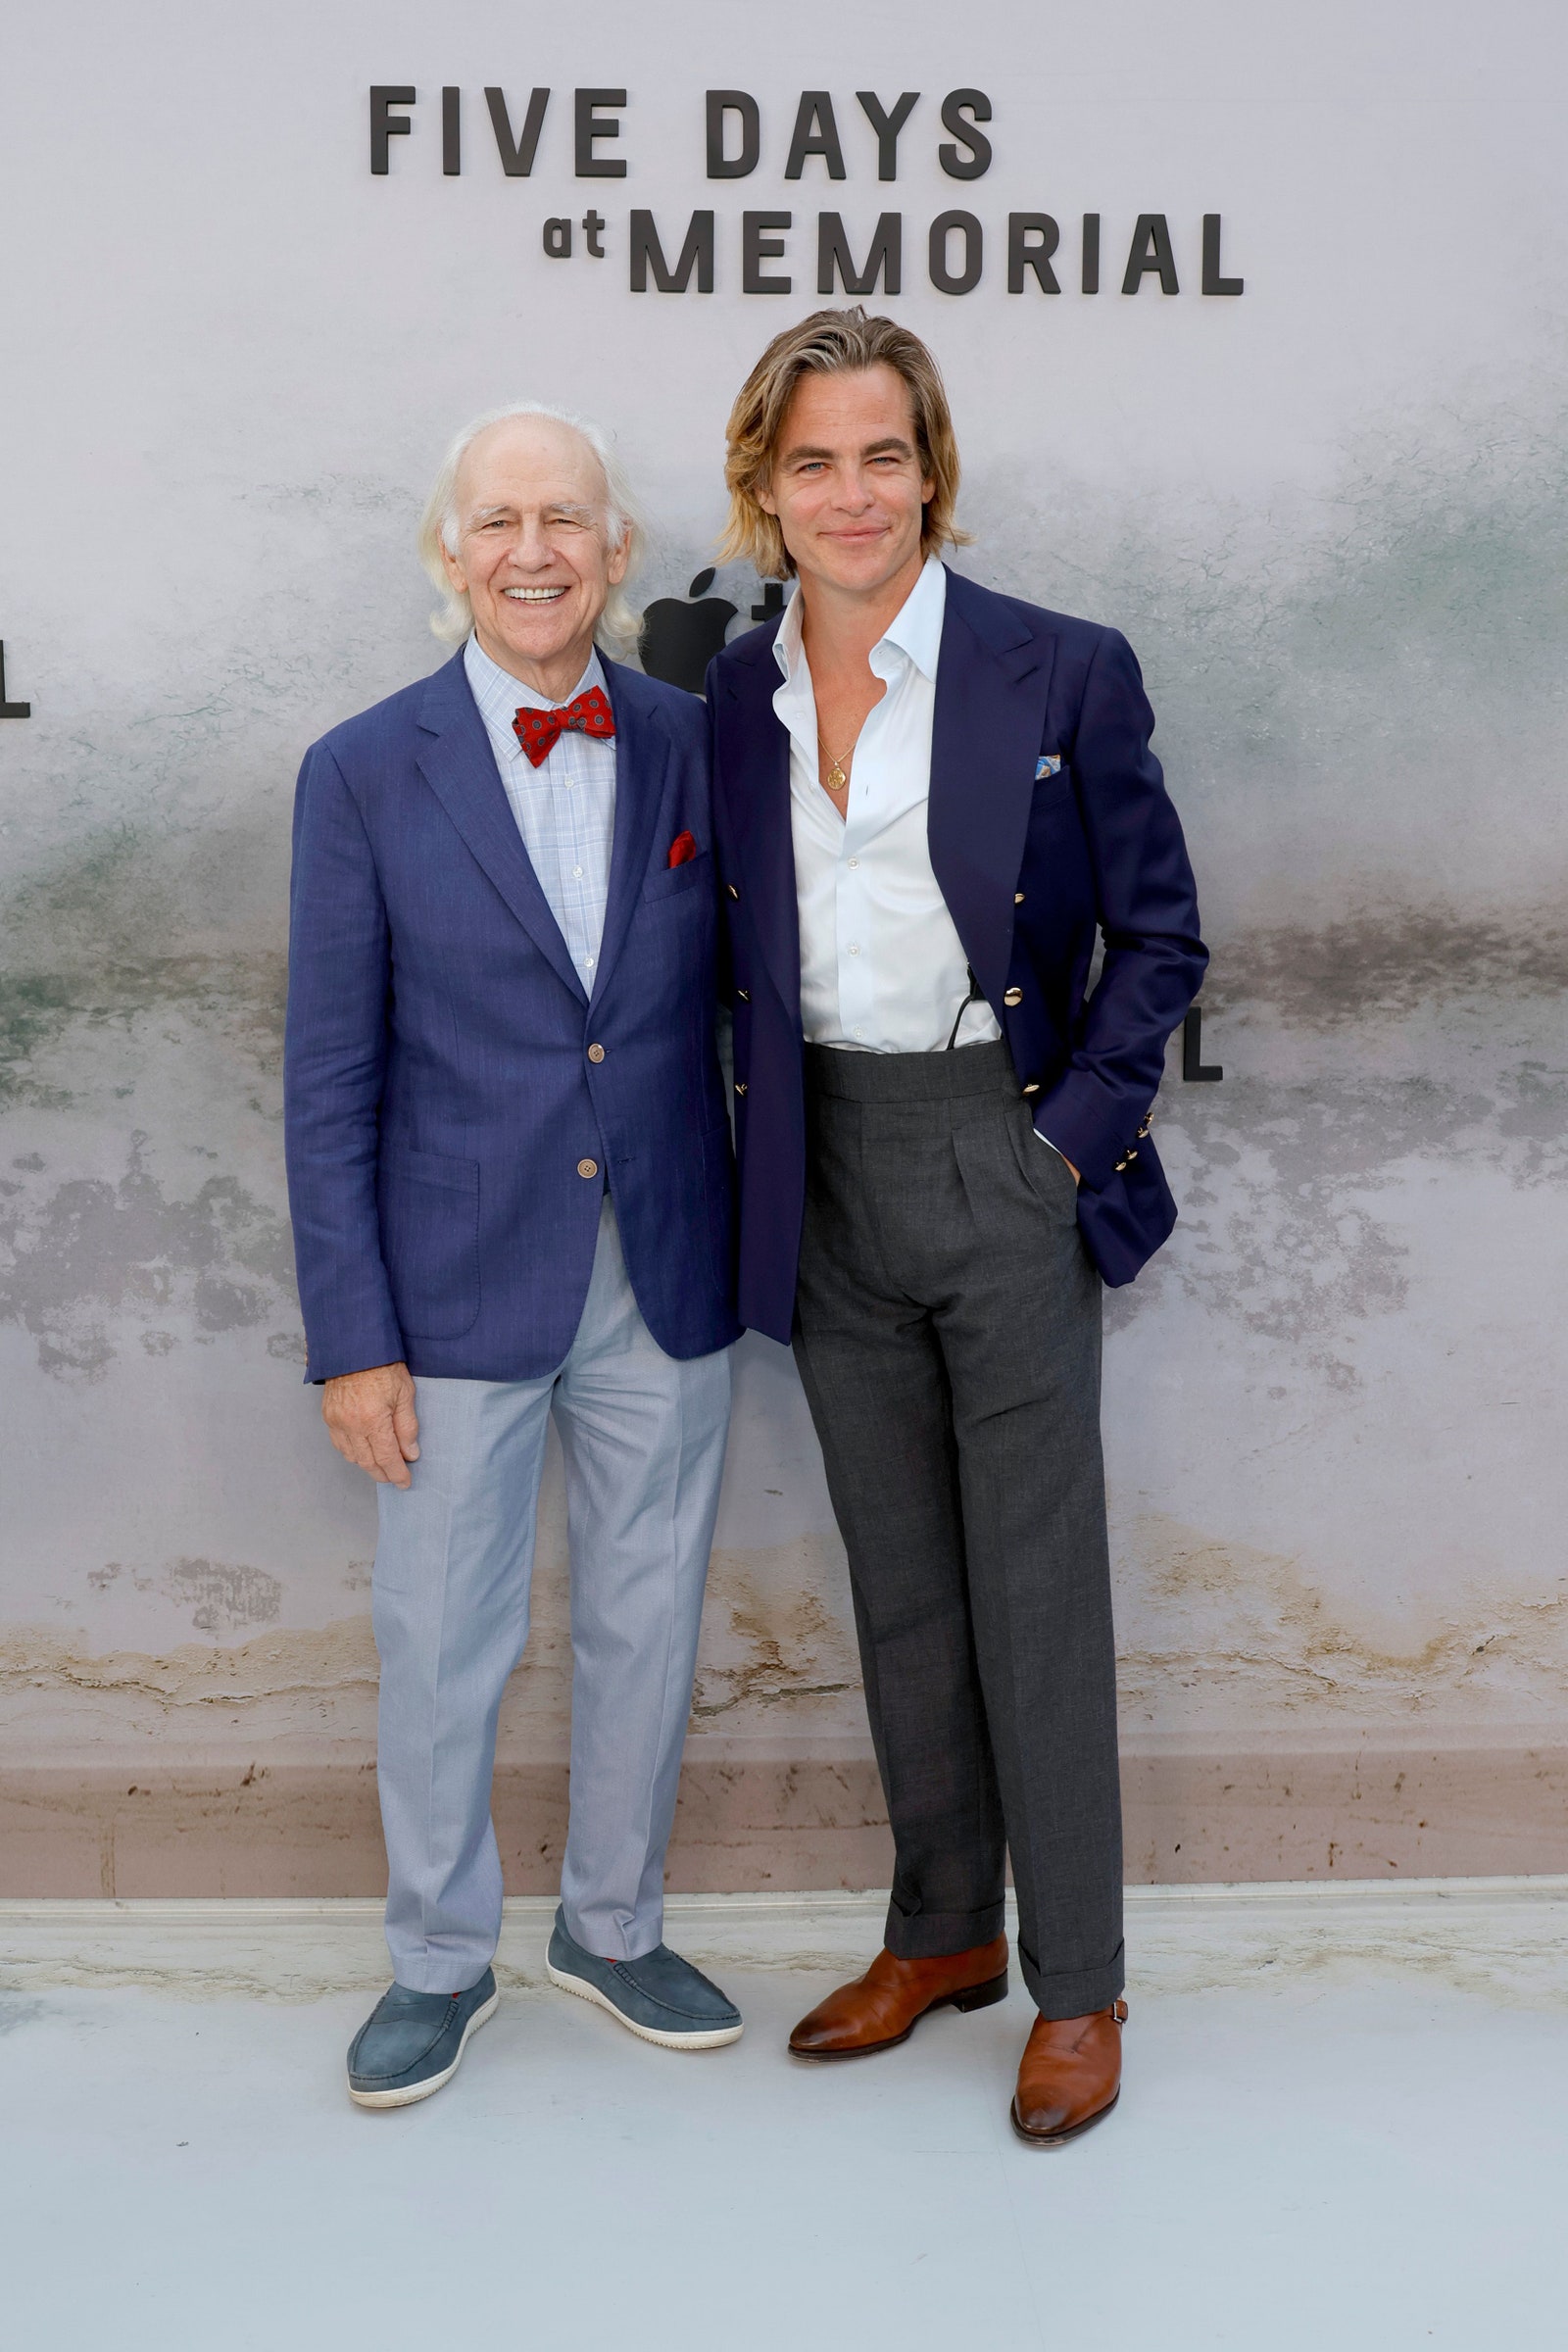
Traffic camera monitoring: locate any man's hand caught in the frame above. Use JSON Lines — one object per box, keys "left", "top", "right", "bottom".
{"left": 322, "top": 1362, "right": 419, "bottom": 1487}
{"left": 1064, "top": 1158, "right": 1081, "bottom": 1187}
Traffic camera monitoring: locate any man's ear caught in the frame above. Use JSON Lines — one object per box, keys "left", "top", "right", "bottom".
{"left": 606, "top": 530, "right": 631, "bottom": 588}
{"left": 439, "top": 536, "right": 467, "bottom": 594}
{"left": 756, "top": 475, "right": 778, "bottom": 519}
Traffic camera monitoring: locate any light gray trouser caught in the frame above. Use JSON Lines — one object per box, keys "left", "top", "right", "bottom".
{"left": 372, "top": 1196, "right": 733, "bottom": 1994}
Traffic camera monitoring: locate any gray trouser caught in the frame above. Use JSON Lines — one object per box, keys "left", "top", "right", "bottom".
{"left": 793, "top": 1041, "right": 1124, "bottom": 2021}
{"left": 372, "top": 1196, "right": 733, "bottom": 1994}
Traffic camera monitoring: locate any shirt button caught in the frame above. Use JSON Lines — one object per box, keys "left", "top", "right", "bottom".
{"left": 848, "top": 944, "right": 861, "bottom": 956}
{"left": 573, "top": 865, "right": 584, "bottom": 879}
{"left": 848, "top": 858, "right": 860, "bottom": 869}
{"left": 587, "top": 1044, "right": 606, "bottom": 1063}
{"left": 583, "top": 955, "right": 595, "bottom": 967}
{"left": 577, "top": 1157, "right": 599, "bottom": 1179}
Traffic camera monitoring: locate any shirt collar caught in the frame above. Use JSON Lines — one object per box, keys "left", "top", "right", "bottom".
{"left": 879, "top": 555, "right": 946, "bottom": 680}
{"left": 771, "top": 556, "right": 946, "bottom": 685}
{"left": 464, "top": 632, "right": 606, "bottom": 741}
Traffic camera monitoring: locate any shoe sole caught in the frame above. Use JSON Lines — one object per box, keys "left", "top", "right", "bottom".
{"left": 788, "top": 1967, "right": 1009, "bottom": 2062}
{"left": 546, "top": 1959, "right": 744, "bottom": 2050}
{"left": 1009, "top": 2086, "right": 1120, "bottom": 2147}
{"left": 347, "top": 1987, "right": 500, "bottom": 2109}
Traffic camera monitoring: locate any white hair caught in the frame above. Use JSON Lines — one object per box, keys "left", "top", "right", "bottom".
{"left": 416, "top": 401, "right": 646, "bottom": 659}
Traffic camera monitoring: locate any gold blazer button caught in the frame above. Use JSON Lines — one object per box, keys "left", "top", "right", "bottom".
{"left": 577, "top": 1157, "right": 599, "bottom": 1179}
{"left": 1004, "top": 987, "right": 1023, "bottom": 1006}
{"left": 587, "top": 1044, "right": 606, "bottom": 1063}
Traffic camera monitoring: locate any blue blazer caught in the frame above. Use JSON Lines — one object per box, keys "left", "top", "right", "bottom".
{"left": 284, "top": 649, "right": 741, "bottom": 1383}
{"left": 709, "top": 566, "right": 1207, "bottom": 1344}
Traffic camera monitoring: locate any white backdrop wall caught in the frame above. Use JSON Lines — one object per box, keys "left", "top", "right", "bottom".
{"left": 3, "top": 0, "right": 1566, "bottom": 1892}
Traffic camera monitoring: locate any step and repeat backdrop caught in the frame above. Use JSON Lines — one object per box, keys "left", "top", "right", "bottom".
{"left": 3, "top": 0, "right": 1566, "bottom": 1891}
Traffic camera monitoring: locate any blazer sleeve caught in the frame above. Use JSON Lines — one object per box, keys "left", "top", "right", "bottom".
{"left": 282, "top": 741, "right": 406, "bottom": 1382}
{"left": 1032, "top": 628, "right": 1207, "bottom": 1186}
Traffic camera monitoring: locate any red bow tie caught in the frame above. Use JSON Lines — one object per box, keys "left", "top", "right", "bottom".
{"left": 512, "top": 685, "right": 616, "bottom": 768}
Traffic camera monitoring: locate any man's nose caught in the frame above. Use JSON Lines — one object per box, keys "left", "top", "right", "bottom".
{"left": 508, "top": 518, "right": 556, "bottom": 568}
{"left": 835, "top": 467, "right": 878, "bottom": 512}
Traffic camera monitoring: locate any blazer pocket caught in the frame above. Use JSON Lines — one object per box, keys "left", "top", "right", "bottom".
{"left": 642, "top": 849, "right": 712, "bottom": 902}
{"left": 378, "top": 1147, "right": 481, "bottom": 1340}
{"left": 1033, "top": 771, "right": 1075, "bottom": 815}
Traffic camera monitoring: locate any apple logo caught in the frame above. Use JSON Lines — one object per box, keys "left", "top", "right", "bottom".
{"left": 638, "top": 569, "right": 738, "bottom": 694}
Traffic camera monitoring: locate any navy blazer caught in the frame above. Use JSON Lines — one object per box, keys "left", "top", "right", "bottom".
{"left": 284, "top": 648, "right": 741, "bottom": 1383}
{"left": 709, "top": 566, "right": 1207, "bottom": 1344}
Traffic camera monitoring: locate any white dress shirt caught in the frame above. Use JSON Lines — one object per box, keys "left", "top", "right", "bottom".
{"left": 465, "top": 633, "right": 616, "bottom": 988}
{"left": 771, "top": 557, "right": 1002, "bottom": 1054}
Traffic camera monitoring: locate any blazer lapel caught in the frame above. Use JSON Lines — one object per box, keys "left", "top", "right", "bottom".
{"left": 720, "top": 629, "right": 801, "bottom": 1024}
{"left": 927, "top": 568, "right": 1058, "bottom": 1009}
{"left": 414, "top": 651, "right": 586, "bottom": 1003}
{"left": 590, "top": 660, "right": 670, "bottom": 1010}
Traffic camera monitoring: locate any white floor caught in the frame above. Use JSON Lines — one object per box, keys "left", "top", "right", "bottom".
{"left": 4, "top": 1886, "right": 1565, "bottom": 2352}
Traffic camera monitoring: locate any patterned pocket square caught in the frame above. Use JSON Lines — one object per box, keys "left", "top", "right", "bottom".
{"left": 1035, "top": 755, "right": 1062, "bottom": 781}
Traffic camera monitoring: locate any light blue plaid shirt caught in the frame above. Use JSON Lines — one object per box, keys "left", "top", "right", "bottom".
{"left": 464, "top": 634, "right": 617, "bottom": 988}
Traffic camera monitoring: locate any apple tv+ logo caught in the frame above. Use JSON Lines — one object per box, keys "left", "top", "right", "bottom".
{"left": 639, "top": 571, "right": 786, "bottom": 692}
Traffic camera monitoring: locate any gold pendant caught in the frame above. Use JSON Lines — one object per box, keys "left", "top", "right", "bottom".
{"left": 825, "top": 761, "right": 846, "bottom": 792}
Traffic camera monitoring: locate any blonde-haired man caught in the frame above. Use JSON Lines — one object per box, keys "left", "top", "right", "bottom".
{"left": 286, "top": 405, "right": 744, "bottom": 2106}
{"left": 709, "top": 310, "right": 1206, "bottom": 2145}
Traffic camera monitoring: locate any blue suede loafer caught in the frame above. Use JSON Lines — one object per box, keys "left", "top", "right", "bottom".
{"left": 346, "top": 1968, "right": 499, "bottom": 2108}
{"left": 547, "top": 1909, "right": 743, "bottom": 2049}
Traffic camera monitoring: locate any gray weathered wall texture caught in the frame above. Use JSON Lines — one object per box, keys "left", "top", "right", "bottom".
{"left": 3, "top": 0, "right": 1565, "bottom": 1890}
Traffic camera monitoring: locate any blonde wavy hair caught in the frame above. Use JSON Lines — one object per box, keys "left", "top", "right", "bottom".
{"left": 417, "top": 401, "right": 646, "bottom": 658}
{"left": 719, "top": 307, "right": 969, "bottom": 580}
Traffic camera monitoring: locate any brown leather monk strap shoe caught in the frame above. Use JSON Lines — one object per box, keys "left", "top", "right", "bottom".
{"left": 1010, "top": 1997, "right": 1128, "bottom": 2146}
{"left": 788, "top": 1936, "right": 1009, "bottom": 2060}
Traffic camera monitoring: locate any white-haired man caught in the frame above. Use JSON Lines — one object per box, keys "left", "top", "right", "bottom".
{"left": 285, "top": 406, "right": 744, "bottom": 2106}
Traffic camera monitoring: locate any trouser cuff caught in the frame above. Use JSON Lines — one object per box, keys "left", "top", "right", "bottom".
{"left": 884, "top": 1897, "right": 1007, "bottom": 1960}
{"left": 389, "top": 1957, "right": 495, "bottom": 1997}
{"left": 560, "top": 1902, "right": 663, "bottom": 1965}
{"left": 1018, "top": 1936, "right": 1126, "bottom": 2021}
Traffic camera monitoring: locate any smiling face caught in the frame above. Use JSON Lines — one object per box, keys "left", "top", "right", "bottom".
{"left": 759, "top": 364, "right": 934, "bottom": 609}
{"left": 441, "top": 415, "right": 628, "bottom": 696}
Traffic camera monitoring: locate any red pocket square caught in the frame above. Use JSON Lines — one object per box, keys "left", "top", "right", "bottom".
{"left": 667, "top": 830, "right": 698, "bottom": 867}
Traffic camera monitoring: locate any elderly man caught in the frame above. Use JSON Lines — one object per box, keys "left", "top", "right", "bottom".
{"left": 710, "top": 312, "right": 1206, "bottom": 2145}
{"left": 285, "top": 403, "right": 743, "bottom": 2107}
